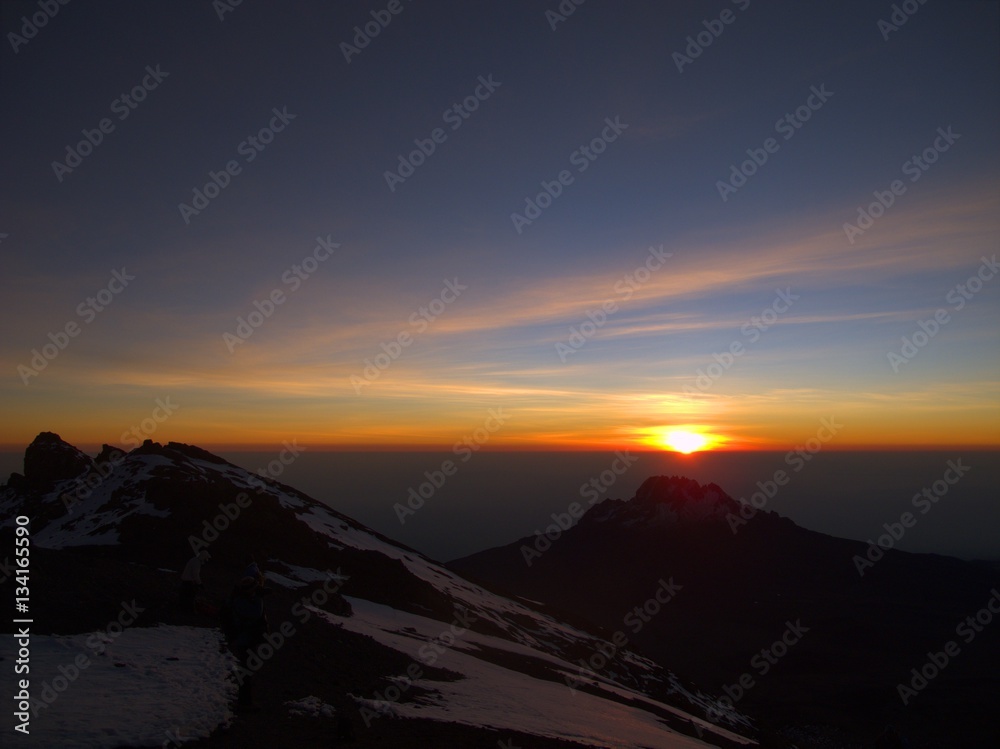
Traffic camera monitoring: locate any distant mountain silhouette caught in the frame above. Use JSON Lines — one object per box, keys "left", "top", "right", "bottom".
{"left": 451, "top": 475, "right": 1000, "bottom": 746}
{"left": 1, "top": 434, "right": 761, "bottom": 748}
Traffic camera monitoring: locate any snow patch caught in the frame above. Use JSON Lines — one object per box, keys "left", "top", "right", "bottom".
{"left": 266, "top": 561, "right": 348, "bottom": 589}
{"left": 329, "top": 597, "right": 754, "bottom": 748}
{"left": 263, "top": 571, "right": 306, "bottom": 589}
{"left": 1, "top": 625, "right": 235, "bottom": 748}
{"left": 351, "top": 696, "right": 400, "bottom": 719}
{"left": 285, "top": 695, "right": 336, "bottom": 718}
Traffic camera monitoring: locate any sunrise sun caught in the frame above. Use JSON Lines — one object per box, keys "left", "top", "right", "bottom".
{"left": 640, "top": 427, "right": 720, "bottom": 454}
{"left": 663, "top": 430, "right": 708, "bottom": 453}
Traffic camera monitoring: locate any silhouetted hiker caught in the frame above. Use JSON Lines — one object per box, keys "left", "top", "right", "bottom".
{"left": 179, "top": 550, "right": 210, "bottom": 610}
{"left": 228, "top": 575, "right": 269, "bottom": 709}
{"left": 244, "top": 554, "right": 266, "bottom": 587}
{"left": 873, "top": 725, "right": 910, "bottom": 749}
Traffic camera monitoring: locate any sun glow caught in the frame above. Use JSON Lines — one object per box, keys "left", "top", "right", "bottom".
{"left": 640, "top": 427, "right": 720, "bottom": 453}
{"left": 663, "top": 430, "right": 708, "bottom": 453}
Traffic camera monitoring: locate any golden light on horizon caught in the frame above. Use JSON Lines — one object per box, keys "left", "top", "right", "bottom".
{"left": 663, "top": 430, "right": 708, "bottom": 453}
{"left": 637, "top": 426, "right": 722, "bottom": 453}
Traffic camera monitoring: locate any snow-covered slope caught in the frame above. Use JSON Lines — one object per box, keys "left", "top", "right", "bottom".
{"left": 0, "top": 434, "right": 755, "bottom": 748}
{"left": 1, "top": 626, "right": 234, "bottom": 748}
{"left": 326, "top": 597, "right": 753, "bottom": 748}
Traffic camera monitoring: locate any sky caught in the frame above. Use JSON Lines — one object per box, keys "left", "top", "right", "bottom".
{"left": 1, "top": 0, "right": 998, "bottom": 453}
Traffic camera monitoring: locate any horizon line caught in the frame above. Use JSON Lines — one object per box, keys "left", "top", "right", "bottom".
{"left": 1, "top": 442, "right": 998, "bottom": 454}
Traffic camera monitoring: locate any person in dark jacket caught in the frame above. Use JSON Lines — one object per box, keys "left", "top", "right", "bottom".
{"left": 873, "top": 724, "right": 910, "bottom": 749}
{"left": 228, "top": 575, "right": 269, "bottom": 708}
{"left": 244, "top": 554, "right": 266, "bottom": 587}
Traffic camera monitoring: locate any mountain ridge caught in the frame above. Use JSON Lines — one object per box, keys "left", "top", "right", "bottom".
{"left": 450, "top": 473, "right": 1000, "bottom": 746}
{"left": 0, "top": 432, "right": 761, "bottom": 749}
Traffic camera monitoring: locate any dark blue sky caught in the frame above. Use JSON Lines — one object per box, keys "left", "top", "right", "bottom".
{"left": 1, "top": 0, "right": 998, "bottom": 450}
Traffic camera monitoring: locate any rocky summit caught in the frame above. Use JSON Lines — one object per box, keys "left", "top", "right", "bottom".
{"left": 1, "top": 434, "right": 760, "bottom": 749}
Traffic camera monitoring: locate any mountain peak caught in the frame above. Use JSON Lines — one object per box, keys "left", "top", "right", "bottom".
{"left": 590, "top": 475, "right": 741, "bottom": 527}
{"left": 0, "top": 434, "right": 752, "bottom": 748}
{"left": 164, "top": 440, "right": 231, "bottom": 464}
{"left": 635, "top": 475, "right": 730, "bottom": 505}
{"left": 23, "top": 431, "right": 96, "bottom": 488}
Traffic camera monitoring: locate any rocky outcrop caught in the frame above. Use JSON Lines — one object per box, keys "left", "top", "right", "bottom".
{"left": 22, "top": 431, "right": 95, "bottom": 488}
